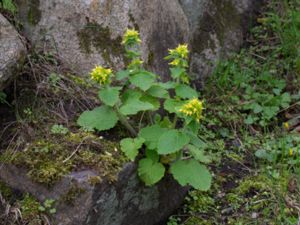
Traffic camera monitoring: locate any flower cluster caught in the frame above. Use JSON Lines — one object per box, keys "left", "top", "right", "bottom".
{"left": 179, "top": 98, "right": 204, "bottom": 122}
{"left": 90, "top": 66, "right": 112, "bottom": 85}
{"left": 167, "top": 44, "right": 189, "bottom": 68}
{"left": 169, "top": 44, "right": 189, "bottom": 59}
{"left": 122, "top": 29, "right": 141, "bottom": 46}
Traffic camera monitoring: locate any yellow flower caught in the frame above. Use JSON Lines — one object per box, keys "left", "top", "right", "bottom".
{"left": 169, "top": 58, "right": 180, "bottom": 67}
{"left": 122, "top": 29, "right": 141, "bottom": 45}
{"left": 289, "top": 148, "right": 293, "bottom": 156}
{"left": 283, "top": 122, "right": 289, "bottom": 130}
{"left": 169, "top": 44, "right": 189, "bottom": 59}
{"left": 179, "top": 98, "right": 204, "bottom": 122}
{"left": 90, "top": 66, "right": 112, "bottom": 85}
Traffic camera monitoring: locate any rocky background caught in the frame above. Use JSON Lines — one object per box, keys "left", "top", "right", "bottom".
{"left": 1, "top": 0, "right": 263, "bottom": 90}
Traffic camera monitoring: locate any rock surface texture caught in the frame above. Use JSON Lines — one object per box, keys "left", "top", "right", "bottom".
{"left": 0, "top": 163, "right": 188, "bottom": 225}
{"left": 0, "top": 14, "right": 25, "bottom": 90}
{"left": 15, "top": 0, "right": 262, "bottom": 81}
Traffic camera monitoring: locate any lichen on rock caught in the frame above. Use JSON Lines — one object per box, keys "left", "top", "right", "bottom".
{"left": 77, "top": 23, "right": 126, "bottom": 67}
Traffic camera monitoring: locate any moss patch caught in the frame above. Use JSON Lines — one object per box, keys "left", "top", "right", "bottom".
{"left": 60, "top": 183, "right": 86, "bottom": 205}
{"left": 77, "top": 23, "right": 127, "bottom": 67}
{"left": 19, "top": 194, "right": 41, "bottom": 221}
{"left": 1, "top": 131, "right": 127, "bottom": 186}
{"left": 27, "top": 0, "right": 41, "bottom": 25}
{"left": 0, "top": 181, "right": 13, "bottom": 199}
{"left": 192, "top": 0, "right": 240, "bottom": 54}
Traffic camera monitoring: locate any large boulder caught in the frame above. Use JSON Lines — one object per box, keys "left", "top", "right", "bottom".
{"left": 0, "top": 14, "right": 26, "bottom": 90}
{"left": 15, "top": 0, "right": 262, "bottom": 82}
{"left": 180, "top": 0, "right": 262, "bottom": 86}
{"left": 0, "top": 163, "right": 188, "bottom": 225}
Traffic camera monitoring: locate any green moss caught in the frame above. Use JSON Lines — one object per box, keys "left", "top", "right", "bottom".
{"left": 88, "top": 175, "right": 102, "bottom": 185}
{"left": 1, "top": 131, "right": 127, "bottom": 186}
{"left": 77, "top": 23, "right": 126, "bottom": 67}
{"left": 27, "top": 0, "right": 41, "bottom": 25}
{"left": 235, "top": 175, "right": 272, "bottom": 195}
{"left": 60, "top": 183, "right": 85, "bottom": 205}
{"left": 185, "top": 190, "right": 215, "bottom": 214}
{"left": 0, "top": 181, "right": 13, "bottom": 199}
{"left": 184, "top": 217, "right": 212, "bottom": 225}
{"left": 19, "top": 194, "right": 41, "bottom": 221}
{"left": 192, "top": 0, "right": 240, "bottom": 53}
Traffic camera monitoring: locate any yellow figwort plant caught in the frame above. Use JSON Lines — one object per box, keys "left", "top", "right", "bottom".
{"left": 90, "top": 66, "right": 113, "bottom": 85}
{"left": 165, "top": 44, "right": 190, "bottom": 83}
{"left": 78, "top": 28, "right": 212, "bottom": 190}
{"left": 179, "top": 98, "right": 204, "bottom": 122}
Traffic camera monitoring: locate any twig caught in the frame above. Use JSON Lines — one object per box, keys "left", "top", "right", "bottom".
{"left": 62, "top": 138, "right": 86, "bottom": 163}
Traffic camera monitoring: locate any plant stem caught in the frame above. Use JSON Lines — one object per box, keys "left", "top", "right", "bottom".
{"left": 115, "top": 107, "right": 137, "bottom": 137}
{"left": 172, "top": 115, "right": 178, "bottom": 128}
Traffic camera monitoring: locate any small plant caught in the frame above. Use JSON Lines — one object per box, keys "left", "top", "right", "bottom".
{"left": 0, "top": 91, "right": 9, "bottom": 105}
{"left": 242, "top": 84, "right": 291, "bottom": 126}
{"left": 38, "top": 198, "right": 56, "bottom": 215}
{"left": 51, "top": 124, "right": 69, "bottom": 135}
{"left": 19, "top": 194, "right": 40, "bottom": 220}
{"left": 78, "top": 29, "right": 212, "bottom": 190}
{"left": 0, "top": 0, "right": 17, "bottom": 14}
{"left": 255, "top": 132, "right": 300, "bottom": 168}
{"left": 48, "top": 73, "right": 62, "bottom": 87}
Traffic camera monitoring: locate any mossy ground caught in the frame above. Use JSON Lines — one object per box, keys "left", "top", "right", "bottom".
{"left": 0, "top": 51, "right": 129, "bottom": 224}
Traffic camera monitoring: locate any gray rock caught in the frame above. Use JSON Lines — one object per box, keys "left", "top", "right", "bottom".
{"left": 0, "top": 163, "right": 188, "bottom": 225}
{"left": 179, "top": 0, "right": 263, "bottom": 86}
{"left": 15, "top": 0, "right": 262, "bottom": 82}
{"left": 15, "top": 0, "right": 188, "bottom": 81}
{"left": 0, "top": 14, "right": 26, "bottom": 90}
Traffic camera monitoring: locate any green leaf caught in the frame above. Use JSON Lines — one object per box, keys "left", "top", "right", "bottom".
{"left": 140, "top": 95, "right": 160, "bottom": 110}
{"left": 255, "top": 149, "right": 275, "bottom": 162}
{"left": 187, "top": 132, "right": 207, "bottom": 149}
{"left": 170, "top": 67, "right": 185, "bottom": 79}
{"left": 98, "top": 86, "right": 121, "bottom": 107}
{"left": 244, "top": 115, "right": 255, "bottom": 125}
{"left": 280, "top": 92, "right": 291, "bottom": 108}
{"left": 2, "top": 0, "right": 17, "bottom": 14}
{"left": 146, "top": 85, "right": 169, "bottom": 98}
{"left": 120, "top": 90, "right": 155, "bottom": 115}
{"left": 157, "top": 130, "right": 190, "bottom": 155}
{"left": 253, "top": 103, "right": 263, "bottom": 114}
{"left": 129, "top": 71, "right": 156, "bottom": 91}
{"left": 158, "top": 81, "right": 176, "bottom": 89}
{"left": 159, "top": 116, "right": 173, "bottom": 128}
{"left": 49, "top": 208, "right": 57, "bottom": 214}
{"left": 116, "top": 70, "right": 130, "bottom": 80}
{"left": 175, "top": 84, "right": 198, "bottom": 99}
{"left": 186, "top": 120, "right": 200, "bottom": 133}
{"left": 139, "top": 125, "right": 168, "bottom": 150}
{"left": 188, "top": 145, "right": 211, "bottom": 163}
{"left": 120, "top": 137, "right": 145, "bottom": 161}
{"left": 146, "top": 149, "right": 160, "bottom": 162}
{"left": 170, "top": 159, "right": 212, "bottom": 190}
{"left": 164, "top": 99, "right": 184, "bottom": 114}
{"left": 138, "top": 158, "right": 165, "bottom": 186}
{"left": 77, "top": 106, "right": 118, "bottom": 131}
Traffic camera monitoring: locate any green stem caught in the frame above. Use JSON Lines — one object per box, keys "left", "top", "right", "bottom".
{"left": 172, "top": 115, "right": 178, "bottom": 128}
{"left": 115, "top": 107, "right": 137, "bottom": 137}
